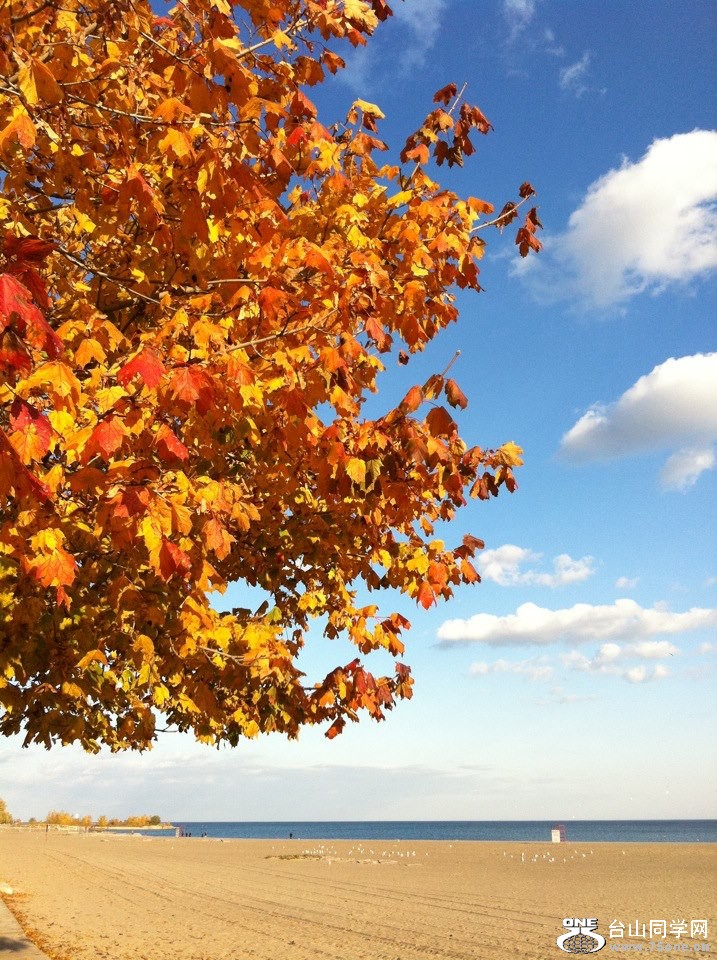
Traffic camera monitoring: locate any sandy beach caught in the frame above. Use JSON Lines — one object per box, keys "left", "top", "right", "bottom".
{"left": 0, "top": 830, "right": 714, "bottom": 960}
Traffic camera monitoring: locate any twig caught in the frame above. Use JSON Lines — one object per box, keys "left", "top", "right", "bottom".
{"left": 471, "top": 193, "right": 533, "bottom": 233}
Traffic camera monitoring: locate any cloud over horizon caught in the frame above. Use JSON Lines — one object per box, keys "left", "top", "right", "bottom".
{"left": 517, "top": 130, "right": 717, "bottom": 310}
{"left": 437, "top": 599, "right": 717, "bottom": 647}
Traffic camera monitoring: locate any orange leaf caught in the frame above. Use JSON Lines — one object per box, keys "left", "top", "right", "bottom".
{"left": 155, "top": 423, "right": 188, "bottom": 462}
{"left": 445, "top": 379, "right": 468, "bottom": 410}
{"left": 425, "top": 406, "right": 456, "bottom": 438}
{"left": 9, "top": 397, "right": 52, "bottom": 463}
{"left": 416, "top": 581, "right": 435, "bottom": 609}
{"left": 29, "top": 546, "right": 77, "bottom": 589}
{"left": 170, "top": 366, "right": 215, "bottom": 413}
{"left": 0, "top": 114, "right": 35, "bottom": 156}
{"left": 399, "top": 385, "right": 423, "bottom": 414}
{"left": 204, "top": 518, "right": 234, "bottom": 560}
{"left": 84, "top": 417, "right": 127, "bottom": 462}
{"left": 118, "top": 348, "right": 165, "bottom": 389}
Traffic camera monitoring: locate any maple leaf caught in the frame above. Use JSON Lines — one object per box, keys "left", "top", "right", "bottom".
{"left": 444, "top": 379, "right": 468, "bottom": 410}
{"left": 118, "top": 348, "right": 166, "bottom": 389}
{"left": 159, "top": 540, "right": 192, "bottom": 580}
{"left": 399, "top": 385, "right": 423, "bottom": 414}
{"left": 433, "top": 83, "right": 458, "bottom": 106}
{"left": 9, "top": 397, "right": 52, "bottom": 463}
{"left": 0, "top": 274, "right": 62, "bottom": 359}
{"left": 169, "top": 366, "right": 215, "bottom": 413}
{"left": 155, "top": 424, "right": 188, "bottom": 462}
{"left": 83, "top": 417, "right": 127, "bottom": 462}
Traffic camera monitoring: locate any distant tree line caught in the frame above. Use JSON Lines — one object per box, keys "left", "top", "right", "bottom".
{"left": 0, "top": 800, "right": 164, "bottom": 828}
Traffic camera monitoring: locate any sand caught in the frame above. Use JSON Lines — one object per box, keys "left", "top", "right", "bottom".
{"left": 0, "top": 830, "right": 714, "bottom": 960}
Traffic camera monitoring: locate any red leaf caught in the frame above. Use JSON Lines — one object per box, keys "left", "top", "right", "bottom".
{"left": 159, "top": 540, "right": 192, "bottom": 580}
{"left": 3, "top": 233, "right": 56, "bottom": 264}
{"left": 83, "top": 417, "right": 127, "bottom": 462}
{"left": 118, "top": 348, "right": 165, "bottom": 389}
{"left": 155, "top": 423, "right": 188, "bottom": 462}
{"left": 518, "top": 181, "right": 536, "bottom": 199}
{"left": 0, "top": 273, "right": 61, "bottom": 357}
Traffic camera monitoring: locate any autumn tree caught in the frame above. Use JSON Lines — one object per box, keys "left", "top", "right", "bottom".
{"left": 0, "top": 796, "right": 13, "bottom": 823}
{"left": 0, "top": 0, "right": 540, "bottom": 751}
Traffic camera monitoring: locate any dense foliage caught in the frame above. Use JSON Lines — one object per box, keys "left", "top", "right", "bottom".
{"left": 0, "top": 0, "right": 540, "bottom": 750}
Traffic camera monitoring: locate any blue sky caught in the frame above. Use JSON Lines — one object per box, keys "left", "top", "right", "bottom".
{"left": 2, "top": 0, "right": 716, "bottom": 822}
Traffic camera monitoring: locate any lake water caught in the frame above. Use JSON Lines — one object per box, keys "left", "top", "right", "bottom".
{"left": 165, "top": 820, "right": 717, "bottom": 842}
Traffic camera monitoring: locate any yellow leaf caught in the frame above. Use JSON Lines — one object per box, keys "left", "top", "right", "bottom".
{"left": 17, "top": 63, "right": 38, "bottom": 106}
{"left": 153, "top": 98, "right": 192, "bottom": 122}
{"left": 352, "top": 99, "right": 385, "bottom": 119}
{"left": 500, "top": 441, "right": 524, "bottom": 467}
{"left": 24, "top": 362, "right": 82, "bottom": 406}
{"left": 346, "top": 457, "right": 366, "bottom": 486}
{"left": 159, "top": 128, "right": 193, "bottom": 161}
{"left": 74, "top": 339, "right": 106, "bottom": 367}
{"left": 207, "top": 217, "right": 221, "bottom": 243}
{"left": 73, "top": 210, "right": 96, "bottom": 234}
{"left": 77, "top": 650, "right": 108, "bottom": 669}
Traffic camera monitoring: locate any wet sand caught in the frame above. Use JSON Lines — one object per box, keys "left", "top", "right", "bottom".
{"left": 0, "top": 830, "right": 714, "bottom": 959}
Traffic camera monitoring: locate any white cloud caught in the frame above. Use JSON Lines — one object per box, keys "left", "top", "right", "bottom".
{"left": 478, "top": 545, "right": 594, "bottom": 587}
{"left": 392, "top": 0, "right": 447, "bottom": 71}
{"left": 519, "top": 130, "right": 717, "bottom": 310}
{"left": 615, "top": 576, "right": 639, "bottom": 591}
{"left": 560, "top": 353, "right": 717, "bottom": 489}
{"left": 559, "top": 51, "right": 591, "bottom": 97}
{"left": 504, "top": 0, "right": 537, "bottom": 41}
{"left": 561, "top": 647, "right": 672, "bottom": 684}
{"left": 470, "top": 656, "right": 553, "bottom": 681}
{"left": 437, "top": 599, "right": 717, "bottom": 647}
{"left": 543, "top": 28, "right": 564, "bottom": 57}
{"left": 659, "top": 445, "right": 716, "bottom": 491}
{"left": 698, "top": 642, "right": 714, "bottom": 654}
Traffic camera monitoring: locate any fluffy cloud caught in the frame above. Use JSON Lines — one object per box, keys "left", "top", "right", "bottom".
{"left": 560, "top": 353, "right": 717, "bottom": 489}
{"left": 615, "top": 576, "right": 639, "bottom": 591}
{"left": 470, "top": 656, "right": 553, "bottom": 681}
{"left": 437, "top": 599, "right": 717, "bottom": 647}
{"left": 659, "top": 445, "right": 716, "bottom": 491}
{"left": 559, "top": 52, "right": 591, "bottom": 97}
{"left": 518, "top": 130, "right": 717, "bottom": 309}
{"left": 561, "top": 644, "right": 674, "bottom": 683}
{"left": 478, "top": 544, "right": 594, "bottom": 587}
